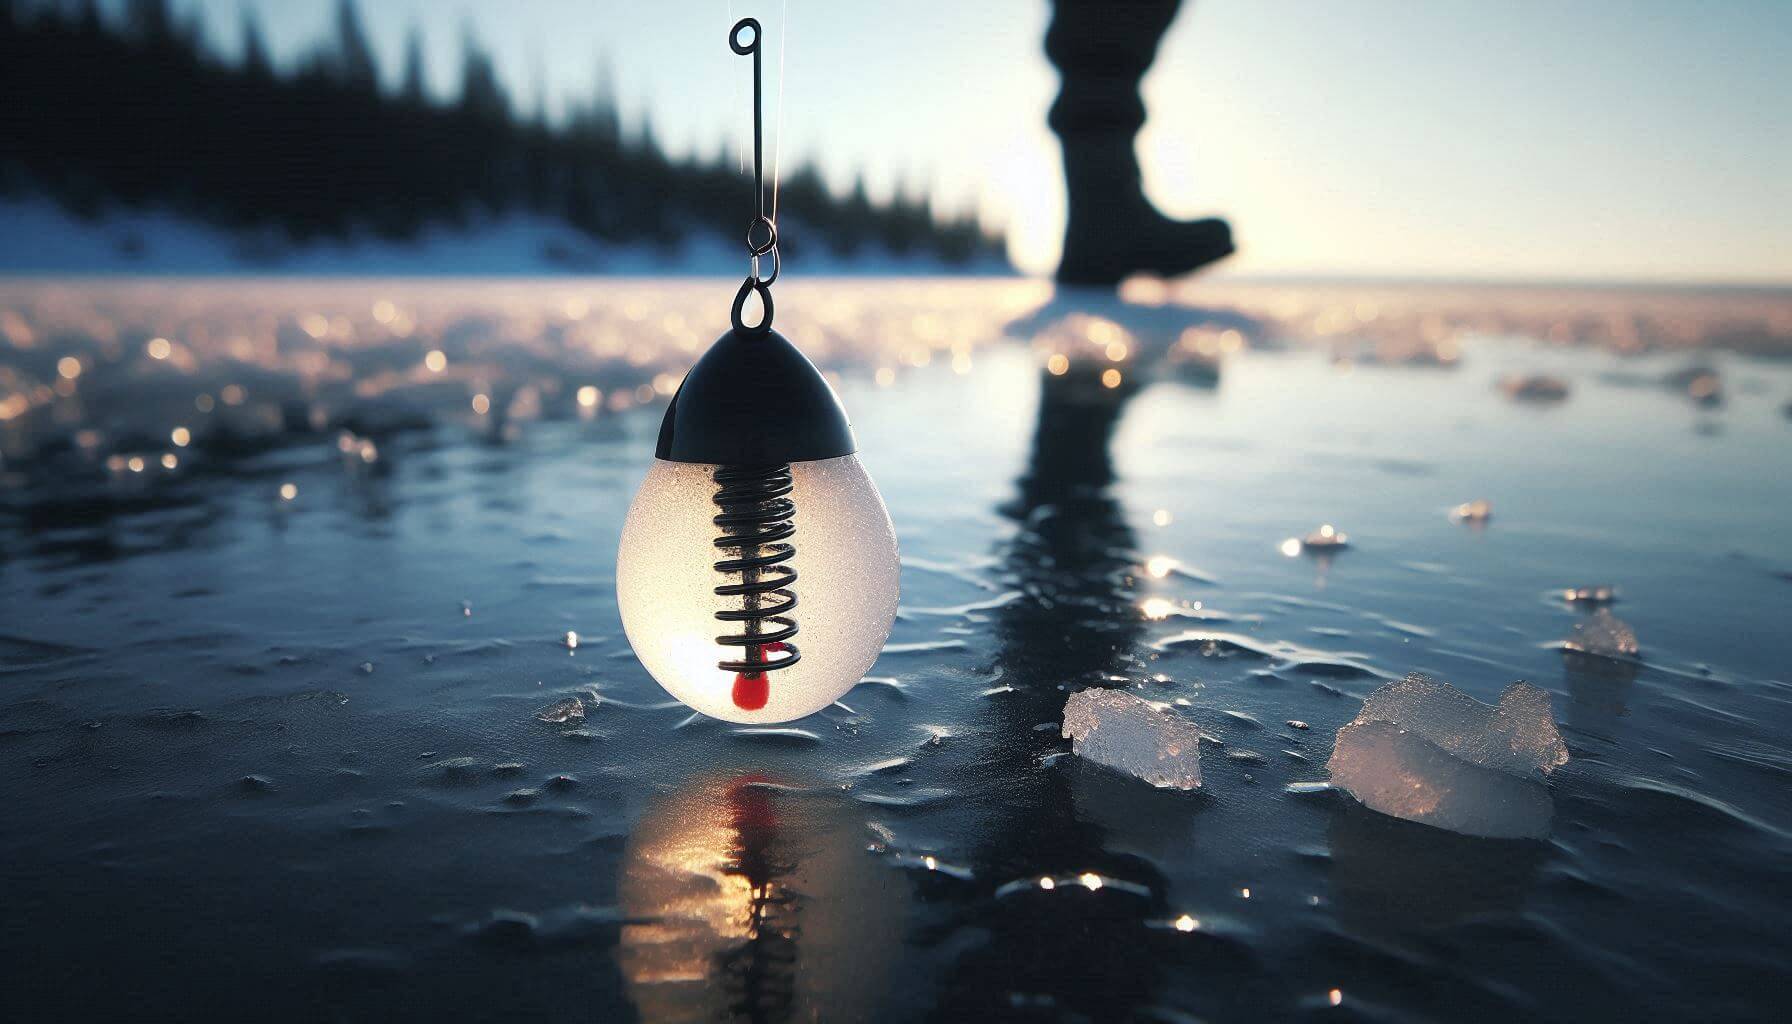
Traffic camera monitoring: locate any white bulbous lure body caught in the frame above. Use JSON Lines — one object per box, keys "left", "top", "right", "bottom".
{"left": 618, "top": 454, "right": 899, "bottom": 724}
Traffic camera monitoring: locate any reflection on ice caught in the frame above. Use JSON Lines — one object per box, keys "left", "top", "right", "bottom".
{"left": 1327, "top": 801, "right": 1548, "bottom": 938}
{"left": 617, "top": 773, "right": 904, "bottom": 1021}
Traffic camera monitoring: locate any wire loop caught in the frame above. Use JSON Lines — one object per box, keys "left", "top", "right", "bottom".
{"left": 750, "top": 242, "right": 780, "bottom": 288}
{"left": 747, "top": 214, "right": 777, "bottom": 257}
{"left": 731, "top": 277, "right": 773, "bottom": 336}
{"left": 729, "top": 18, "right": 759, "bottom": 56}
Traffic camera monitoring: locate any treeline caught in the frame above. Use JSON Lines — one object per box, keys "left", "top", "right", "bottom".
{"left": 0, "top": 0, "right": 1004, "bottom": 265}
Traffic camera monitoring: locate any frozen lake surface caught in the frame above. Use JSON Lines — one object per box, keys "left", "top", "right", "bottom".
{"left": 2, "top": 277, "right": 1790, "bottom": 1021}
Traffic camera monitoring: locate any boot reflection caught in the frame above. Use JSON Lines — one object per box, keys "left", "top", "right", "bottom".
{"left": 930, "top": 351, "right": 1177, "bottom": 1019}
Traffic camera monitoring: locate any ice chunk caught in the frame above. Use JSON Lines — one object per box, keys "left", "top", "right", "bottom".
{"left": 1061, "top": 689, "right": 1202, "bottom": 790}
{"left": 536, "top": 696, "right": 586, "bottom": 724}
{"left": 1281, "top": 524, "right": 1348, "bottom": 557}
{"left": 1560, "top": 585, "right": 1617, "bottom": 606}
{"left": 1450, "top": 499, "right": 1492, "bottom": 524}
{"left": 1563, "top": 609, "right": 1638, "bottom": 660}
{"left": 1304, "top": 524, "right": 1348, "bottom": 549}
{"left": 1665, "top": 365, "right": 1721, "bottom": 405}
{"left": 1349, "top": 674, "right": 1567, "bottom": 778}
{"left": 1329, "top": 720, "right": 1555, "bottom": 839}
{"left": 1500, "top": 374, "right": 1570, "bottom": 402}
{"left": 1327, "top": 674, "right": 1568, "bottom": 839}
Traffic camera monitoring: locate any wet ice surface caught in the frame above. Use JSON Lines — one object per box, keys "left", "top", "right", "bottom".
{"left": 4, "top": 279, "right": 1792, "bottom": 1022}
{"left": 1062, "top": 688, "right": 1203, "bottom": 790}
{"left": 1328, "top": 675, "right": 1567, "bottom": 838}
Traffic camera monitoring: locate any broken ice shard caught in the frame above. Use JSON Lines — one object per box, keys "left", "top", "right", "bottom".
{"left": 536, "top": 696, "right": 586, "bottom": 724}
{"left": 1351, "top": 673, "right": 1568, "bottom": 776}
{"left": 1062, "top": 688, "right": 1202, "bottom": 790}
{"left": 1327, "top": 674, "right": 1568, "bottom": 839}
{"left": 1563, "top": 609, "right": 1638, "bottom": 660}
{"left": 1329, "top": 720, "right": 1556, "bottom": 839}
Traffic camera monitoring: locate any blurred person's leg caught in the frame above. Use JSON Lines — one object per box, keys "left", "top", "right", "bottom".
{"left": 1048, "top": 0, "right": 1232, "bottom": 286}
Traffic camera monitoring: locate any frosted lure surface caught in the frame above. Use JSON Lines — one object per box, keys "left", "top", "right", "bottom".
{"left": 618, "top": 455, "right": 899, "bottom": 724}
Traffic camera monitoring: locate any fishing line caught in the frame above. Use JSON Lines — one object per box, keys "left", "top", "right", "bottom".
{"left": 771, "top": 0, "right": 788, "bottom": 222}
{"left": 727, "top": 0, "right": 745, "bottom": 175}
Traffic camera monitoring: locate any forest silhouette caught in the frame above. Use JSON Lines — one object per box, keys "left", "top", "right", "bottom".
{"left": 0, "top": 0, "right": 1004, "bottom": 267}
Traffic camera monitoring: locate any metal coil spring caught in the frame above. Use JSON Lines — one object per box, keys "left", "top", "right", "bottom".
{"left": 712, "top": 464, "right": 800, "bottom": 675}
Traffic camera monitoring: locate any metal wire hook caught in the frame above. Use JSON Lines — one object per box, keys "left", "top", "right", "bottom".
{"left": 729, "top": 17, "right": 778, "bottom": 326}
{"left": 747, "top": 218, "right": 779, "bottom": 288}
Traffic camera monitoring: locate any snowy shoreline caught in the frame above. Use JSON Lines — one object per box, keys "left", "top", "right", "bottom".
{"left": 0, "top": 197, "right": 1015, "bottom": 278}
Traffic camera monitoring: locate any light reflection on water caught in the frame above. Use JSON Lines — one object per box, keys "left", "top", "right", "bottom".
{"left": 2, "top": 277, "right": 1791, "bottom": 1022}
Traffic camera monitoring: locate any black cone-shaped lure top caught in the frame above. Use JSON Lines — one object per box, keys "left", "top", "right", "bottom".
{"left": 655, "top": 326, "right": 857, "bottom": 465}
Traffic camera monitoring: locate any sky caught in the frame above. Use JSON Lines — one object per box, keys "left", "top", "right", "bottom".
{"left": 176, "top": 0, "right": 1791, "bottom": 283}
